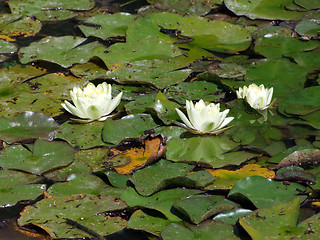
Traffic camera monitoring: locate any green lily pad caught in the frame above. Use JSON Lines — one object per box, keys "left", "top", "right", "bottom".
{"left": 79, "top": 12, "right": 135, "bottom": 39}
{"left": 102, "top": 114, "right": 158, "bottom": 145}
{"left": 254, "top": 28, "right": 319, "bottom": 58}
{"left": 55, "top": 121, "right": 105, "bottom": 149}
{"left": 278, "top": 86, "right": 320, "bottom": 116}
{"left": 0, "top": 139, "right": 74, "bottom": 174}
{"left": 145, "top": 0, "right": 220, "bottom": 16}
{"left": 228, "top": 176, "right": 306, "bottom": 208}
{"left": 161, "top": 221, "right": 239, "bottom": 240}
{"left": 0, "top": 170, "right": 45, "bottom": 208}
{"left": 295, "top": 11, "right": 320, "bottom": 37}
{"left": 0, "top": 112, "right": 59, "bottom": 143}
{"left": 127, "top": 12, "right": 251, "bottom": 54}
{"left": 147, "top": 91, "right": 180, "bottom": 124}
{"left": 294, "top": 0, "right": 320, "bottom": 9}
{"left": 164, "top": 81, "right": 223, "bottom": 105}
{"left": 19, "top": 36, "right": 103, "bottom": 68}
{"left": 121, "top": 187, "right": 201, "bottom": 221}
{"left": 127, "top": 209, "right": 173, "bottom": 236}
{"left": 208, "top": 63, "right": 247, "bottom": 79}
{"left": 224, "top": 0, "right": 305, "bottom": 20}
{"left": 130, "top": 160, "right": 194, "bottom": 196}
{"left": 8, "top": 0, "right": 95, "bottom": 21}
{"left": 124, "top": 92, "right": 158, "bottom": 114}
{"left": 275, "top": 166, "right": 316, "bottom": 184}
{"left": 0, "top": 14, "right": 42, "bottom": 40}
{"left": 173, "top": 195, "right": 238, "bottom": 224}
{"left": 94, "top": 41, "right": 183, "bottom": 67}
{"left": 213, "top": 208, "right": 252, "bottom": 225}
{"left": 0, "top": 72, "right": 87, "bottom": 118}
{"left": 284, "top": 49, "right": 320, "bottom": 70}
{"left": 300, "top": 110, "right": 320, "bottom": 129}
{"left": 17, "top": 194, "right": 127, "bottom": 238}
{"left": 239, "top": 198, "right": 312, "bottom": 239}
{"left": 69, "top": 62, "right": 109, "bottom": 81}
{"left": 0, "top": 39, "right": 17, "bottom": 57}
{"left": 104, "top": 59, "right": 192, "bottom": 89}
{"left": 103, "top": 171, "right": 130, "bottom": 188}
{"left": 47, "top": 173, "right": 124, "bottom": 198}
{"left": 166, "top": 135, "right": 240, "bottom": 168}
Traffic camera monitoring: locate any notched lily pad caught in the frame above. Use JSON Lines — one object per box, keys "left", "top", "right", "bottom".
{"left": 0, "top": 139, "right": 74, "bottom": 174}
{"left": 0, "top": 111, "right": 59, "bottom": 143}
{"left": 275, "top": 166, "right": 316, "bottom": 184}
{"left": 18, "top": 194, "right": 128, "bottom": 238}
{"left": 104, "top": 134, "right": 167, "bottom": 174}
{"left": 0, "top": 170, "right": 45, "bottom": 208}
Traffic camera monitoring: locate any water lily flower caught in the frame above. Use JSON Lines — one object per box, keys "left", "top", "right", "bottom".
{"left": 175, "top": 99, "right": 234, "bottom": 134}
{"left": 62, "top": 82, "right": 122, "bottom": 122}
{"left": 236, "top": 83, "right": 274, "bottom": 110}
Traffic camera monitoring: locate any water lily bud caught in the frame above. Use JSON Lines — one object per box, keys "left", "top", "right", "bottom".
{"left": 236, "top": 83, "right": 273, "bottom": 110}
{"left": 175, "top": 99, "right": 234, "bottom": 134}
{"left": 62, "top": 82, "right": 122, "bottom": 122}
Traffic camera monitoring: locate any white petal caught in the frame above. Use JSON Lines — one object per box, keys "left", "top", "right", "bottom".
{"left": 62, "top": 101, "right": 87, "bottom": 119}
{"left": 175, "top": 108, "right": 194, "bottom": 130}
{"left": 86, "top": 105, "right": 102, "bottom": 120}
{"left": 105, "top": 91, "right": 123, "bottom": 115}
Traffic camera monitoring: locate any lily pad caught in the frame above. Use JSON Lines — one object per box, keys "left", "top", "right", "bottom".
{"left": 47, "top": 173, "right": 124, "bottom": 198}
{"left": 295, "top": 11, "right": 320, "bottom": 38}
{"left": 224, "top": 0, "right": 305, "bottom": 20}
{"left": 70, "top": 62, "right": 109, "bottom": 81}
{"left": 0, "top": 139, "right": 74, "bottom": 174}
{"left": 164, "top": 81, "right": 223, "bottom": 105}
{"left": 127, "top": 209, "right": 173, "bottom": 236}
{"left": 206, "top": 164, "right": 275, "bottom": 190}
{"left": 104, "top": 59, "right": 192, "bottom": 89}
{"left": 213, "top": 208, "right": 252, "bottom": 225}
{"left": 147, "top": 91, "right": 180, "bottom": 124}
{"left": 254, "top": 28, "right": 319, "bottom": 58}
{"left": 0, "top": 170, "right": 45, "bottom": 208}
{"left": 121, "top": 187, "right": 201, "bottom": 221}
{"left": 79, "top": 12, "right": 135, "bottom": 39}
{"left": 55, "top": 121, "right": 105, "bottom": 149}
{"left": 161, "top": 221, "right": 239, "bottom": 240}
{"left": 173, "top": 195, "right": 238, "bottom": 224}
{"left": 8, "top": 0, "right": 95, "bottom": 21}
{"left": 18, "top": 194, "right": 128, "bottom": 238}
{"left": 0, "top": 39, "right": 17, "bottom": 58}
{"left": 130, "top": 160, "right": 194, "bottom": 196}
{"left": 0, "top": 14, "right": 42, "bottom": 40}
{"left": 166, "top": 135, "right": 240, "bottom": 168}
{"left": 0, "top": 112, "right": 59, "bottom": 143}
{"left": 124, "top": 92, "right": 158, "bottom": 114}
{"left": 102, "top": 114, "right": 158, "bottom": 144}
{"left": 228, "top": 176, "right": 306, "bottom": 208}
{"left": 19, "top": 36, "right": 103, "bottom": 68}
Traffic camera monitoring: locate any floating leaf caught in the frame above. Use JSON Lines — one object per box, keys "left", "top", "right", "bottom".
{"left": 224, "top": 0, "right": 304, "bottom": 20}
{"left": 275, "top": 166, "right": 316, "bottom": 184}
{"left": 166, "top": 135, "right": 240, "bottom": 168}
{"left": 147, "top": 91, "right": 180, "bottom": 124}
{"left": 173, "top": 195, "right": 238, "bottom": 224}
{"left": 0, "top": 170, "right": 45, "bottom": 208}
{"left": 102, "top": 114, "right": 158, "bottom": 145}
{"left": 8, "top": 0, "right": 95, "bottom": 21}
{"left": 0, "top": 139, "right": 74, "bottom": 174}
{"left": 275, "top": 149, "right": 320, "bottom": 169}
{"left": 228, "top": 176, "right": 306, "bottom": 208}
{"left": 70, "top": 62, "right": 108, "bottom": 81}
{"left": 47, "top": 174, "right": 124, "bottom": 198}
{"left": 130, "top": 160, "right": 194, "bottom": 196}
{"left": 239, "top": 198, "right": 300, "bottom": 239}
{"left": 79, "top": 12, "right": 135, "bottom": 39}
{"left": 0, "top": 40, "right": 17, "bottom": 62}
{"left": 121, "top": 187, "right": 201, "bottom": 221}
{"left": 161, "top": 221, "right": 239, "bottom": 240}
{"left": 206, "top": 164, "right": 275, "bottom": 190}
{"left": 104, "top": 59, "right": 192, "bottom": 89}
{"left": 295, "top": 11, "right": 320, "bottom": 38}
{"left": 254, "top": 28, "right": 319, "bottom": 58}
{"left": 55, "top": 121, "right": 105, "bottom": 149}
{"left": 106, "top": 135, "right": 166, "bottom": 174}
{"left": 164, "top": 81, "right": 223, "bottom": 105}
{"left": 18, "top": 194, "right": 127, "bottom": 238}
{"left": 127, "top": 209, "right": 173, "bottom": 236}
{"left": 0, "top": 14, "right": 42, "bottom": 40}
{"left": 0, "top": 112, "right": 59, "bottom": 143}
{"left": 19, "top": 36, "right": 103, "bottom": 68}
{"left": 213, "top": 209, "right": 252, "bottom": 225}
{"left": 124, "top": 92, "right": 158, "bottom": 114}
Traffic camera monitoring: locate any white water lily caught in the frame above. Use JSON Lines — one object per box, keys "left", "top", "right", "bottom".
{"left": 62, "top": 82, "right": 122, "bottom": 122}
{"left": 236, "top": 83, "right": 274, "bottom": 110}
{"left": 175, "top": 99, "right": 234, "bottom": 134}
